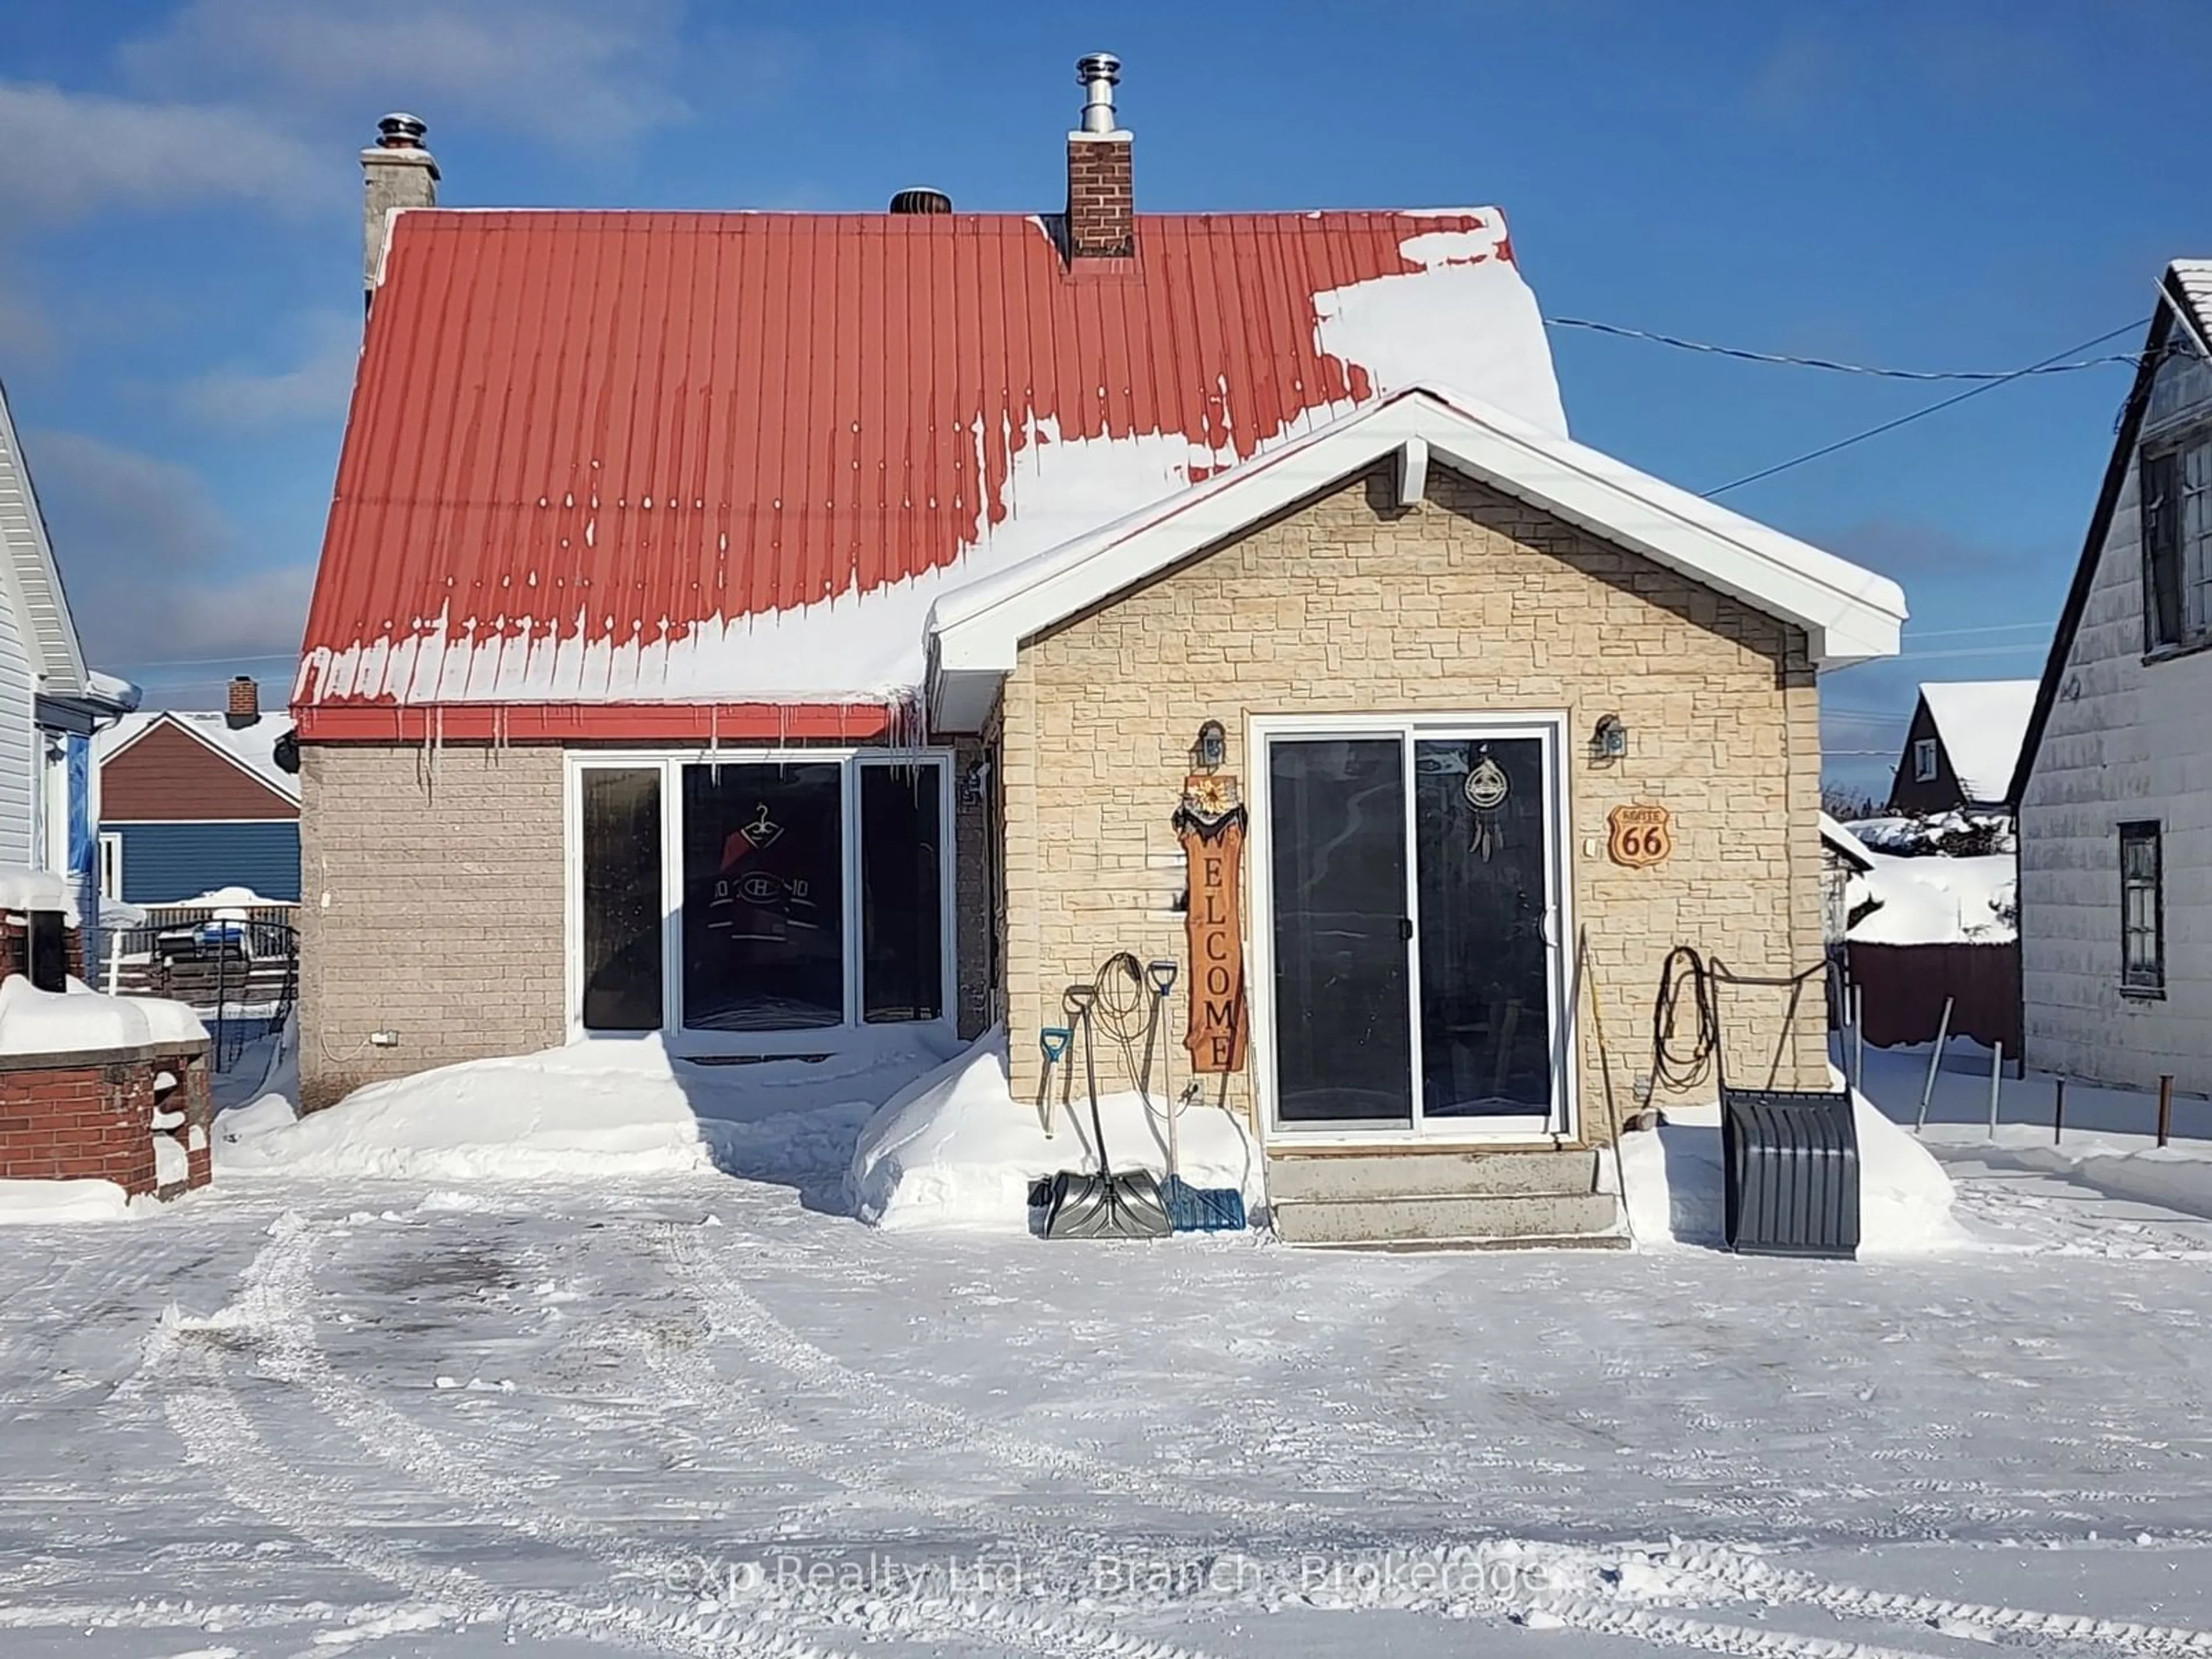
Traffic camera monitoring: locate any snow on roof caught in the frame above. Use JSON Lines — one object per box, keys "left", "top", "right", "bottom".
{"left": 2171, "top": 260, "right": 2212, "bottom": 350}
{"left": 929, "top": 387, "right": 1906, "bottom": 725}
{"left": 85, "top": 670, "right": 142, "bottom": 709}
{"left": 1916, "top": 681, "right": 2037, "bottom": 805}
{"left": 95, "top": 711, "right": 300, "bottom": 805}
{"left": 1847, "top": 853, "right": 2016, "bottom": 946}
{"left": 1819, "top": 813, "right": 1874, "bottom": 871}
{"left": 296, "top": 208, "right": 1565, "bottom": 730}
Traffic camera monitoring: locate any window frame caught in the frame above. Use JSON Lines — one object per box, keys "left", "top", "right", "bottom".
{"left": 563, "top": 748, "right": 957, "bottom": 1054}
{"left": 1911, "top": 736, "right": 1939, "bottom": 783}
{"left": 2118, "top": 820, "right": 2165, "bottom": 998}
{"left": 2141, "top": 423, "right": 2212, "bottom": 656}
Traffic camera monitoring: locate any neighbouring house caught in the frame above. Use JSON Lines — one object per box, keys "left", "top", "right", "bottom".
{"left": 2013, "top": 260, "right": 2212, "bottom": 1093}
{"left": 1885, "top": 679, "right": 2036, "bottom": 816}
{"left": 0, "top": 374, "right": 142, "bottom": 934}
{"left": 1819, "top": 813, "right": 1874, "bottom": 949}
{"left": 94, "top": 677, "right": 301, "bottom": 907}
{"left": 294, "top": 67, "right": 1904, "bottom": 1245}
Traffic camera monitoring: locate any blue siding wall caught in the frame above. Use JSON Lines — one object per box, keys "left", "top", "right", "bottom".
{"left": 105, "top": 821, "right": 301, "bottom": 904}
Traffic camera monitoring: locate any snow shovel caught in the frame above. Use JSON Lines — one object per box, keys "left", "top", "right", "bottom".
{"left": 1035, "top": 1025, "right": 1071, "bottom": 1136}
{"left": 1139, "top": 960, "right": 1247, "bottom": 1233}
{"left": 1041, "top": 984, "right": 1172, "bottom": 1241}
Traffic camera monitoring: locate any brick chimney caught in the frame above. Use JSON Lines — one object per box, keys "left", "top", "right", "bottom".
{"left": 1066, "top": 53, "right": 1132, "bottom": 260}
{"left": 362, "top": 113, "right": 438, "bottom": 316}
{"left": 226, "top": 676, "right": 260, "bottom": 729}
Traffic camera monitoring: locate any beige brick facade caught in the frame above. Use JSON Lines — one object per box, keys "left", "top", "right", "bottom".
{"left": 300, "top": 739, "right": 994, "bottom": 1111}
{"left": 998, "top": 464, "right": 1830, "bottom": 1140}
{"left": 300, "top": 742, "right": 567, "bottom": 1109}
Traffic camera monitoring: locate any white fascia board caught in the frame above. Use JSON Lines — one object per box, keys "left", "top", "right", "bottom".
{"left": 927, "top": 387, "right": 1907, "bottom": 697}
{"left": 1419, "top": 418, "right": 1907, "bottom": 666}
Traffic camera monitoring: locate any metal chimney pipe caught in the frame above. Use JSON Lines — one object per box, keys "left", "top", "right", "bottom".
{"left": 1076, "top": 52, "right": 1121, "bottom": 134}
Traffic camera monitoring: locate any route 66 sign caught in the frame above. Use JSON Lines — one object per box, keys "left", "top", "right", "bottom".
{"left": 1607, "top": 803, "right": 1673, "bottom": 868}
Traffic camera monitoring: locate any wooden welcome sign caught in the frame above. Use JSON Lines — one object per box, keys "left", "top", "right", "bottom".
{"left": 1175, "top": 773, "right": 1248, "bottom": 1073}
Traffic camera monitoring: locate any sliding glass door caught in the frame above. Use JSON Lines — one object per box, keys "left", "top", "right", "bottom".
{"left": 571, "top": 751, "right": 953, "bottom": 1046}
{"left": 1256, "top": 717, "right": 1570, "bottom": 1140}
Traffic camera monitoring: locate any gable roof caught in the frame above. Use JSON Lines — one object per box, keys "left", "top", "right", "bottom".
{"left": 0, "top": 378, "right": 88, "bottom": 696}
{"left": 927, "top": 385, "right": 1906, "bottom": 727}
{"left": 1914, "top": 680, "right": 2036, "bottom": 807}
{"left": 2009, "top": 262, "right": 2206, "bottom": 806}
{"left": 294, "top": 207, "right": 1565, "bottom": 740}
{"left": 96, "top": 711, "right": 301, "bottom": 808}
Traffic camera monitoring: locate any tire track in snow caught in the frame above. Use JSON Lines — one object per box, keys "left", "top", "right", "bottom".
{"left": 1654, "top": 1543, "right": 2212, "bottom": 1657}
{"left": 213, "top": 1210, "right": 1221, "bottom": 1659}
{"left": 653, "top": 1219, "right": 1303, "bottom": 1524}
{"left": 154, "top": 1338, "right": 846, "bottom": 1659}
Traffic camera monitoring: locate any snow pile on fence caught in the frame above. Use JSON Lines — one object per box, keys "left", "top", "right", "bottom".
{"left": 848, "top": 1029, "right": 1264, "bottom": 1232}
{"left": 0, "top": 1176, "right": 133, "bottom": 1225}
{"left": 0, "top": 976, "right": 205, "bottom": 1057}
{"left": 1847, "top": 852, "right": 2016, "bottom": 946}
{"left": 1618, "top": 1087, "right": 1965, "bottom": 1255}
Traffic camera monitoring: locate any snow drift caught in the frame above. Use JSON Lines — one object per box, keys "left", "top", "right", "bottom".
{"left": 847, "top": 1029, "right": 1263, "bottom": 1233}
{"left": 1618, "top": 1087, "right": 1964, "bottom": 1255}
{"left": 0, "top": 1177, "right": 132, "bottom": 1226}
{"left": 217, "top": 1041, "right": 719, "bottom": 1182}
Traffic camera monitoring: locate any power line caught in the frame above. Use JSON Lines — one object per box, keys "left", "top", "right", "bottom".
{"left": 111, "top": 650, "right": 297, "bottom": 671}
{"left": 1702, "top": 318, "right": 2152, "bottom": 498}
{"left": 1900, "top": 620, "right": 2048, "bottom": 640}
{"left": 1546, "top": 316, "right": 2145, "bottom": 381}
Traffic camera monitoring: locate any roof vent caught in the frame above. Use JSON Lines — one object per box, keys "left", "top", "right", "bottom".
{"left": 1075, "top": 52, "right": 1121, "bottom": 134}
{"left": 889, "top": 188, "right": 952, "bottom": 215}
{"left": 376, "top": 112, "right": 429, "bottom": 150}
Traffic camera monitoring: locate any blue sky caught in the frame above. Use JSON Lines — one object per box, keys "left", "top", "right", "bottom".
{"left": 2, "top": 0, "right": 2206, "bottom": 796}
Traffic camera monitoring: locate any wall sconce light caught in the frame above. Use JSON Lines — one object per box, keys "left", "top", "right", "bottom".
{"left": 1192, "top": 719, "right": 1227, "bottom": 773}
{"left": 1592, "top": 713, "right": 1628, "bottom": 761}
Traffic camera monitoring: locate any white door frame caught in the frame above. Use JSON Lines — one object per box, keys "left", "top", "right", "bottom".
{"left": 562, "top": 748, "right": 958, "bottom": 1055}
{"left": 1247, "top": 711, "right": 1577, "bottom": 1148}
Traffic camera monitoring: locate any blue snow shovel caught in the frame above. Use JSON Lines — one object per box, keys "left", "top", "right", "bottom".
{"left": 1141, "top": 959, "right": 1247, "bottom": 1233}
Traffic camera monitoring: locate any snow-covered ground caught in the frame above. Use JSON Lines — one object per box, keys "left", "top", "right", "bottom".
{"left": 6, "top": 1034, "right": 2212, "bottom": 1656}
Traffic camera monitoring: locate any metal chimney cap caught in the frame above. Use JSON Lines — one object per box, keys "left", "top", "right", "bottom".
{"left": 376, "top": 112, "right": 429, "bottom": 150}
{"left": 1075, "top": 52, "right": 1123, "bottom": 135}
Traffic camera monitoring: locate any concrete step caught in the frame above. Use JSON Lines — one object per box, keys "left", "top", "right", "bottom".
{"left": 1271, "top": 1190, "right": 1622, "bottom": 1248}
{"left": 1266, "top": 1147, "right": 1600, "bottom": 1203}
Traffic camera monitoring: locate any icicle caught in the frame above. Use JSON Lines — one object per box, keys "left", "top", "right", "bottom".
{"left": 709, "top": 703, "right": 721, "bottom": 785}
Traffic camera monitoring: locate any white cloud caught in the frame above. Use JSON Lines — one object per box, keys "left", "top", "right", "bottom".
{"left": 0, "top": 82, "right": 320, "bottom": 218}
{"left": 120, "top": 0, "right": 690, "bottom": 146}
{"left": 179, "top": 311, "right": 360, "bottom": 428}
{"left": 25, "top": 430, "right": 312, "bottom": 668}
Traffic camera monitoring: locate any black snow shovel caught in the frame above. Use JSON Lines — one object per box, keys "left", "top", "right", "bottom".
{"left": 1041, "top": 983, "right": 1172, "bottom": 1241}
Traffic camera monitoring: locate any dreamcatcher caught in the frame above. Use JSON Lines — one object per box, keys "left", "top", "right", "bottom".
{"left": 1463, "top": 743, "right": 1510, "bottom": 862}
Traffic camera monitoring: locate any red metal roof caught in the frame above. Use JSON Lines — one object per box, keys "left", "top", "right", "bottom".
{"left": 297, "top": 208, "right": 1560, "bottom": 738}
